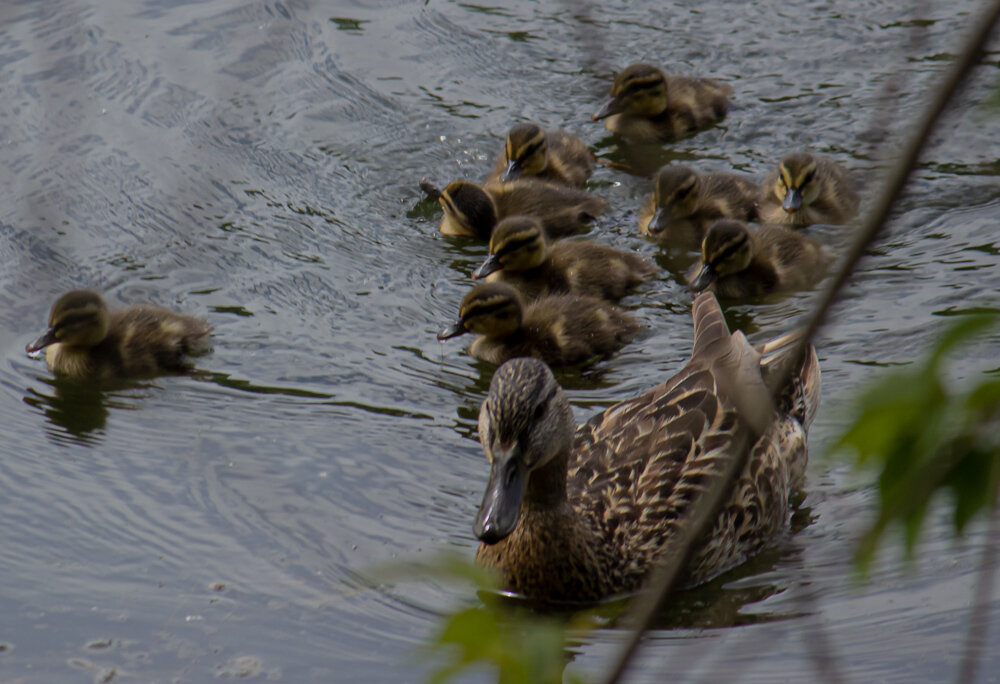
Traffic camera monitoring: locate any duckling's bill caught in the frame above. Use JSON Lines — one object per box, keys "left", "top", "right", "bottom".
{"left": 691, "top": 263, "right": 717, "bottom": 292}
{"left": 591, "top": 97, "right": 622, "bottom": 122}
{"left": 499, "top": 159, "right": 522, "bottom": 183}
{"left": 471, "top": 254, "right": 503, "bottom": 280}
{"left": 474, "top": 443, "right": 526, "bottom": 544}
{"left": 437, "top": 320, "right": 468, "bottom": 341}
{"left": 782, "top": 187, "right": 803, "bottom": 212}
{"left": 26, "top": 328, "right": 57, "bottom": 357}
{"left": 648, "top": 207, "right": 670, "bottom": 235}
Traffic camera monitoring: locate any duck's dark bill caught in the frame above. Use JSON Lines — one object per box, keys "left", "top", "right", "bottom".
{"left": 437, "top": 321, "right": 467, "bottom": 341}
{"left": 26, "top": 328, "right": 57, "bottom": 355}
{"left": 473, "top": 447, "right": 526, "bottom": 545}
{"left": 471, "top": 254, "right": 503, "bottom": 280}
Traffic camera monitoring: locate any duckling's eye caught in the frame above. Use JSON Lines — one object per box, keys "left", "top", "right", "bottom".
{"left": 801, "top": 171, "right": 816, "bottom": 186}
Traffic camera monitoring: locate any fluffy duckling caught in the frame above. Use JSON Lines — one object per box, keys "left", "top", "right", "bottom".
{"left": 472, "top": 216, "right": 657, "bottom": 302}
{"left": 759, "top": 152, "right": 859, "bottom": 227}
{"left": 472, "top": 293, "right": 821, "bottom": 601}
{"left": 437, "top": 282, "right": 638, "bottom": 367}
{"left": 487, "top": 123, "right": 594, "bottom": 188}
{"left": 687, "top": 220, "right": 831, "bottom": 298}
{"left": 591, "top": 62, "right": 731, "bottom": 143}
{"left": 638, "top": 164, "right": 759, "bottom": 247}
{"left": 423, "top": 178, "right": 608, "bottom": 240}
{"left": 26, "top": 290, "right": 212, "bottom": 379}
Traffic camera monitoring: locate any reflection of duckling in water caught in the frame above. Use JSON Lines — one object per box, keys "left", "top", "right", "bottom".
{"left": 471, "top": 292, "right": 822, "bottom": 601}
{"left": 26, "top": 290, "right": 212, "bottom": 379}
{"left": 592, "top": 63, "right": 731, "bottom": 143}
{"left": 487, "top": 123, "right": 593, "bottom": 188}
{"left": 639, "top": 164, "right": 758, "bottom": 248}
{"left": 687, "top": 220, "right": 832, "bottom": 299}
{"left": 421, "top": 178, "right": 608, "bottom": 240}
{"left": 472, "top": 216, "right": 657, "bottom": 303}
{"left": 437, "top": 282, "right": 638, "bottom": 367}
{"left": 759, "top": 152, "right": 859, "bottom": 227}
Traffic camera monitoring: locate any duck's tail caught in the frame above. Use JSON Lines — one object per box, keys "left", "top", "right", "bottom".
{"left": 757, "top": 329, "right": 821, "bottom": 429}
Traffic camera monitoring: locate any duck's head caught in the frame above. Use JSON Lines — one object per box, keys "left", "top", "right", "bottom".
{"left": 26, "top": 290, "right": 110, "bottom": 354}
{"left": 500, "top": 123, "right": 548, "bottom": 182}
{"left": 648, "top": 164, "right": 700, "bottom": 235}
{"left": 474, "top": 357, "right": 574, "bottom": 544}
{"left": 690, "top": 220, "right": 753, "bottom": 291}
{"left": 441, "top": 180, "right": 498, "bottom": 239}
{"left": 472, "top": 216, "right": 547, "bottom": 279}
{"left": 592, "top": 63, "right": 668, "bottom": 121}
{"left": 772, "top": 152, "right": 821, "bottom": 214}
{"left": 437, "top": 282, "right": 524, "bottom": 341}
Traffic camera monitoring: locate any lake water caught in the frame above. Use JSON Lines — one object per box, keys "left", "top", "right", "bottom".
{"left": 1, "top": 0, "right": 999, "bottom": 681}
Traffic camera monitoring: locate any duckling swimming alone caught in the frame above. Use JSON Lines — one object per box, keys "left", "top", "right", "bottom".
{"left": 26, "top": 290, "right": 212, "bottom": 379}
{"left": 591, "top": 63, "right": 732, "bottom": 143}
{"left": 423, "top": 178, "right": 608, "bottom": 240}
{"left": 472, "top": 292, "right": 821, "bottom": 601}
{"left": 437, "top": 282, "right": 638, "bottom": 367}
{"left": 472, "top": 216, "right": 657, "bottom": 302}
{"left": 638, "top": 164, "right": 759, "bottom": 247}
{"left": 759, "top": 152, "right": 859, "bottom": 227}
{"left": 487, "top": 123, "right": 594, "bottom": 188}
{"left": 688, "top": 219, "right": 831, "bottom": 299}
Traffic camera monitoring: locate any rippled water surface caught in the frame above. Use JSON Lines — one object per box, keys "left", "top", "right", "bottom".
{"left": 1, "top": 0, "right": 999, "bottom": 681}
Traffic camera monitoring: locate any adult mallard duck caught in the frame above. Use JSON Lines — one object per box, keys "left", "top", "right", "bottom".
{"left": 759, "top": 152, "right": 859, "bottom": 227}
{"left": 437, "top": 282, "right": 638, "bottom": 367}
{"left": 472, "top": 216, "right": 658, "bottom": 302}
{"left": 26, "top": 289, "right": 212, "bottom": 379}
{"left": 688, "top": 219, "right": 832, "bottom": 299}
{"left": 472, "top": 292, "right": 821, "bottom": 602}
{"left": 487, "top": 123, "right": 594, "bottom": 188}
{"left": 638, "top": 164, "right": 759, "bottom": 247}
{"left": 591, "top": 63, "right": 731, "bottom": 143}
{"left": 421, "top": 178, "right": 607, "bottom": 240}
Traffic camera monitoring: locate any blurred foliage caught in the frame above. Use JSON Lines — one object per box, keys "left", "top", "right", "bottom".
{"left": 834, "top": 314, "right": 1000, "bottom": 570}
{"left": 368, "top": 553, "right": 594, "bottom": 684}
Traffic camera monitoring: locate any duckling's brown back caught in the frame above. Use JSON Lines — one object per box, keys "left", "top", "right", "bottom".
{"left": 521, "top": 294, "right": 638, "bottom": 366}
{"left": 105, "top": 306, "right": 212, "bottom": 376}
{"left": 488, "top": 179, "right": 607, "bottom": 239}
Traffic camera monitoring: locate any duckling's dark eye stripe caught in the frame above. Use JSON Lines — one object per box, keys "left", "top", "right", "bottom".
{"left": 711, "top": 238, "right": 747, "bottom": 266}
{"left": 496, "top": 235, "right": 538, "bottom": 256}
{"left": 54, "top": 313, "right": 94, "bottom": 330}
{"left": 800, "top": 170, "right": 816, "bottom": 185}
{"left": 441, "top": 193, "right": 460, "bottom": 217}
{"left": 516, "top": 141, "right": 544, "bottom": 162}
{"left": 462, "top": 300, "right": 514, "bottom": 321}
{"left": 622, "top": 76, "right": 661, "bottom": 95}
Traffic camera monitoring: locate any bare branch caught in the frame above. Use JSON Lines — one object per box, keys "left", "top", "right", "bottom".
{"left": 957, "top": 506, "right": 1000, "bottom": 684}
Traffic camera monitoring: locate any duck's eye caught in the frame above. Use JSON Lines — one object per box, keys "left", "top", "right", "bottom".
{"left": 801, "top": 171, "right": 815, "bottom": 186}
{"left": 533, "top": 401, "right": 547, "bottom": 421}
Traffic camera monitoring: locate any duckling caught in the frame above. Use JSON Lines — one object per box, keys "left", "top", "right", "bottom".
{"left": 25, "top": 290, "right": 212, "bottom": 380}
{"left": 638, "top": 164, "right": 759, "bottom": 247}
{"left": 437, "top": 282, "right": 638, "bottom": 367}
{"left": 471, "top": 292, "right": 822, "bottom": 601}
{"left": 591, "top": 63, "right": 731, "bottom": 143}
{"left": 687, "top": 220, "right": 831, "bottom": 299}
{"left": 759, "top": 152, "right": 859, "bottom": 227}
{"left": 487, "top": 123, "right": 594, "bottom": 188}
{"left": 424, "top": 178, "right": 608, "bottom": 240}
{"left": 472, "top": 216, "right": 657, "bottom": 302}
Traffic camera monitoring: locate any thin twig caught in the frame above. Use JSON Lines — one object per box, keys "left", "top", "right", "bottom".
{"left": 598, "top": 2, "right": 1000, "bottom": 682}
{"left": 957, "top": 506, "right": 1000, "bottom": 684}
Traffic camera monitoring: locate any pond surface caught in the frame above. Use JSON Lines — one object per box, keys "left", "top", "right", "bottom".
{"left": 1, "top": 0, "right": 999, "bottom": 681}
